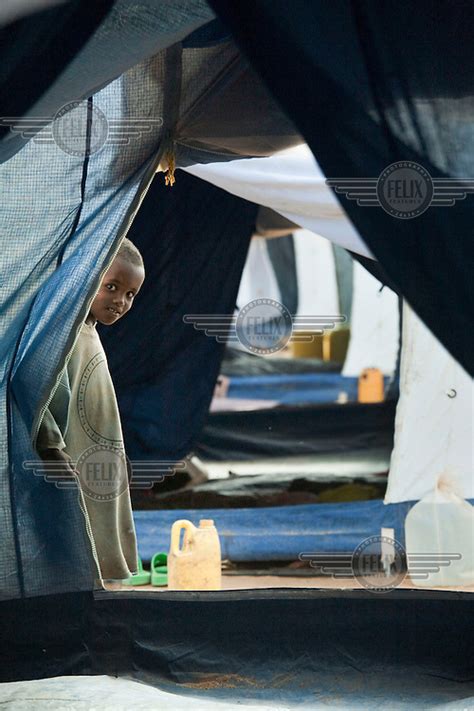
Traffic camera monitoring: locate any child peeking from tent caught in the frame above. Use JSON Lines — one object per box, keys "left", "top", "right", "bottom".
{"left": 36, "top": 239, "right": 145, "bottom": 583}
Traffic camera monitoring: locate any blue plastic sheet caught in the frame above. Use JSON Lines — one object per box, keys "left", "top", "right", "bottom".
{"left": 134, "top": 499, "right": 415, "bottom": 562}
{"left": 227, "top": 373, "right": 362, "bottom": 404}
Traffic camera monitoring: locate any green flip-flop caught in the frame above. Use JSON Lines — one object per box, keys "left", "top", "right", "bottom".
{"left": 151, "top": 552, "right": 168, "bottom": 586}
{"left": 122, "top": 557, "right": 151, "bottom": 586}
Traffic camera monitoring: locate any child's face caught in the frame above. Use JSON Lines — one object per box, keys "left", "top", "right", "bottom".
{"left": 89, "top": 256, "right": 145, "bottom": 326}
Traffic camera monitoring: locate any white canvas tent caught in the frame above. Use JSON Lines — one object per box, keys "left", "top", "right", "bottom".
{"left": 386, "top": 303, "right": 474, "bottom": 503}
{"left": 184, "top": 144, "right": 372, "bottom": 257}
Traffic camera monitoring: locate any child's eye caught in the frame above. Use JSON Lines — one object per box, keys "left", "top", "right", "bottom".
{"left": 127, "top": 292, "right": 135, "bottom": 299}
{"left": 105, "top": 284, "right": 116, "bottom": 291}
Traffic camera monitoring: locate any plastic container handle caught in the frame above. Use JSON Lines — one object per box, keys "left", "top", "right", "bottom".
{"left": 170, "top": 520, "right": 195, "bottom": 557}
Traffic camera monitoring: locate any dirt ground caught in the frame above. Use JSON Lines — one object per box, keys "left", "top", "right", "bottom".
{"left": 106, "top": 572, "right": 474, "bottom": 593}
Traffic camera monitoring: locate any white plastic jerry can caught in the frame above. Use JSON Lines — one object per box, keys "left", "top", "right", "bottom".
{"left": 167, "top": 519, "right": 222, "bottom": 591}
{"left": 405, "top": 480, "right": 474, "bottom": 587}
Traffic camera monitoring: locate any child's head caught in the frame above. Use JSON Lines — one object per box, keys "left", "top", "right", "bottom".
{"left": 88, "top": 238, "right": 145, "bottom": 326}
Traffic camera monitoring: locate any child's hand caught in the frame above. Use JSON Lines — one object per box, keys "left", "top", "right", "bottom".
{"left": 38, "top": 448, "right": 77, "bottom": 478}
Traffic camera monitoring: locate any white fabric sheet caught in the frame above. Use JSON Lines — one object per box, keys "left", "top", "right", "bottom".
{"left": 342, "top": 263, "right": 399, "bottom": 377}
{"left": 294, "top": 229, "right": 340, "bottom": 316}
{"left": 237, "top": 237, "right": 281, "bottom": 307}
{"left": 2, "top": 672, "right": 472, "bottom": 710}
{"left": 184, "top": 145, "right": 373, "bottom": 258}
{"left": 0, "top": 675, "right": 289, "bottom": 710}
{"left": 385, "top": 304, "right": 473, "bottom": 503}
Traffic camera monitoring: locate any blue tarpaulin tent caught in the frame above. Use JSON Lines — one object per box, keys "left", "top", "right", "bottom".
{"left": 0, "top": 1, "right": 473, "bottom": 706}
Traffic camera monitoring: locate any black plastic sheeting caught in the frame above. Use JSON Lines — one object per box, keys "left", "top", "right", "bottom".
{"left": 0, "top": 1, "right": 216, "bottom": 164}
{"left": 0, "top": 1, "right": 113, "bottom": 134}
{"left": 197, "top": 400, "right": 396, "bottom": 461}
{"left": 1, "top": 589, "right": 473, "bottom": 704}
{"left": 265, "top": 234, "right": 298, "bottom": 315}
{"left": 210, "top": 0, "right": 474, "bottom": 376}
{"left": 220, "top": 347, "right": 340, "bottom": 376}
{"left": 99, "top": 171, "right": 257, "bottom": 462}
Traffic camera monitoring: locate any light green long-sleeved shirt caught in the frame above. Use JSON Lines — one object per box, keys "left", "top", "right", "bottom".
{"left": 37, "top": 321, "right": 138, "bottom": 580}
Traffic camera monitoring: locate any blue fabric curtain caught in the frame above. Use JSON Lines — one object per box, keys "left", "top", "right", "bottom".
{"left": 1, "top": 59, "right": 169, "bottom": 598}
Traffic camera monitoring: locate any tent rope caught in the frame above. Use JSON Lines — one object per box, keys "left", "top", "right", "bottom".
{"left": 164, "top": 147, "right": 176, "bottom": 186}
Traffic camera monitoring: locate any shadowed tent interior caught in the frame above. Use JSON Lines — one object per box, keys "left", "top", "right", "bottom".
{"left": 0, "top": 1, "right": 473, "bottom": 707}
{"left": 210, "top": 0, "right": 474, "bottom": 376}
{"left": 99, "top": 171, "right": 257, "bottom": 462}
{"left": 0, "top": 0, "right": 114, "bottom": 147}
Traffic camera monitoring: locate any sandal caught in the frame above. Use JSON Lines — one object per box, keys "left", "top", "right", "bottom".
{"left": 122, "top": 557, "right": 151, "bottom": 586}
{"left": 151, "top": 552, "right": 168, "bottom": 586}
